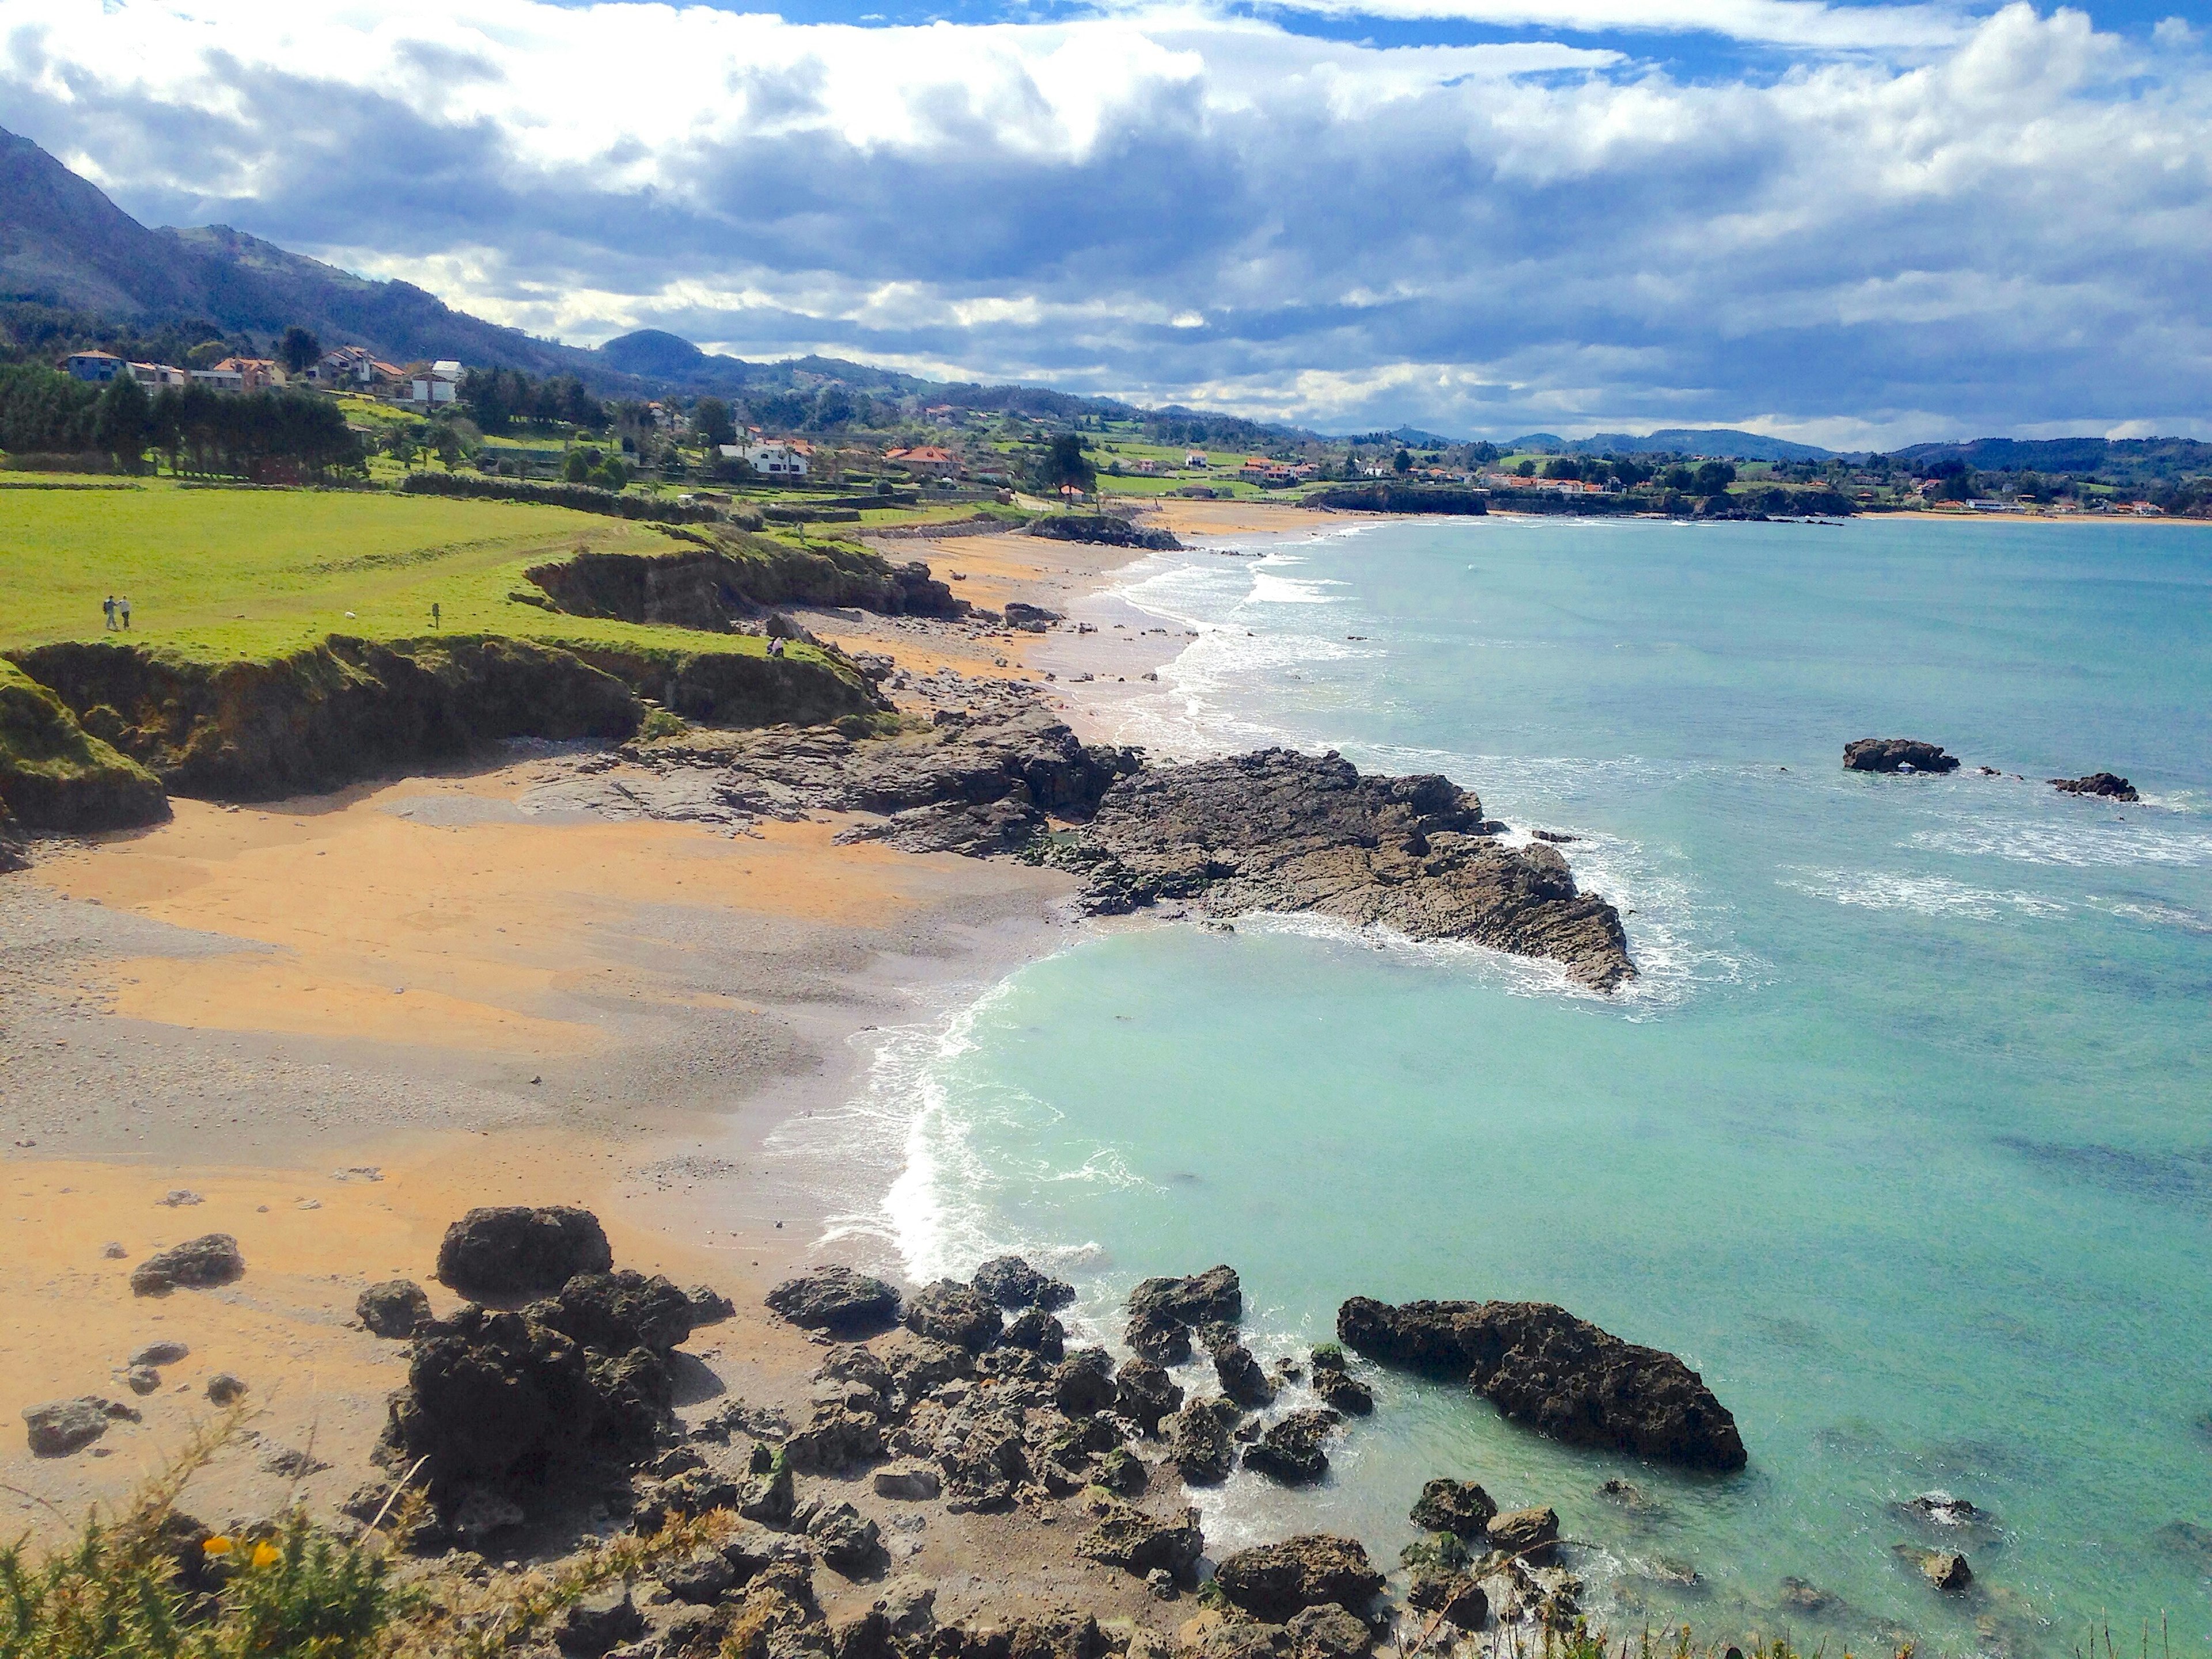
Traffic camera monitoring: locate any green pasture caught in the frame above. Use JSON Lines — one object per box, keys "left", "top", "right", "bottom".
{"left": 0, "top": 480, "right": 792, "bottom": 665}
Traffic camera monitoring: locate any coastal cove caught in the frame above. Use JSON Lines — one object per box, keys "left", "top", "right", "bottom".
{"left": 835, "top": 516, "right": 2212, "bottom": 1657}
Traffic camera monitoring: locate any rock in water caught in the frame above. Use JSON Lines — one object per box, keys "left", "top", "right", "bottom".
{"left": 1128, "top": 1265, "right": 1243, "bottom": 1325}
{"left": 2050, "top": 772, "right": 2138, "bottom": 801}
{"left": 1336, "top": 1297, "right": 1745, "bottom": 1471}
{"left": 1062, "top": 752, "right": 1636, "bottom": 991}
{"left": 1843, "top": 738, "right": 1960, "bottom": 774}
{"left": 1163, "top": 1402, "right": 1235, "bottom": 1484}
{"left": 1407, "top": 1571, "right": 1490, "bottom": 1630}
{"left": 1213, "top": 1339, "right": 1276, "bottom": 1408}
{"left": 1410, "top": 1478, "right": 1497, "bottom": 1537}
{"left": 1243, "top": 1410, "right": 1338, "bottom": 1485}
{"left": 1116, "top": 1358, "right": 1184, "bottom": 1431}
{"left": 435, "top": 1206, "right": 611, "bottom": 1297}
{"left": 1310, "top": 1347, "right": 1373, "bottom": 1415}
{"left": 1126, "top": 1308, "right": 1193, "bottom": 1365}
{"left": 1894, "top": 1545, "right": 1972, "bottom": 1591}
{"left": 765, "top": 1265, "right": 902, "bottom": 1334}
{"left": 905, "top": 1279, "right": 1004, "bottom": 1350}
{"left": 1487, "top": 1506, "right": 1560, "bottom": 1560}
{"left": 1211, "top": 1535, "right": 1386, "bottom": 1619}
{"left": 130, "top": 1234, "right": 244, "bottom": 1295}
{"left": 358, "top": 1279, "right": 433, "bottom": 1338}
{"left": 972, "top": 1254, "right": 1076, "bottom": 1309}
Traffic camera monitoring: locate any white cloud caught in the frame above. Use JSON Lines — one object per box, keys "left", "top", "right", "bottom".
{"left": 2, "top": 0, "right": 2208, "bottom": 438}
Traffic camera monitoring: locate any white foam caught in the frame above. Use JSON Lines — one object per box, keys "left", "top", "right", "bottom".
{"left": 1781, "top": 868, "right": 2070, "bottom": 920}
{"left": 1909, "top": 819, "right": 2212, "bottom": 869}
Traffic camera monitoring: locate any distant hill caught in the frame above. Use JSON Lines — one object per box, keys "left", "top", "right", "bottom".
{"left": 1891, "top": 436, "right": 2212, "bottom": 484}
{"left": 1566, "top": 429, "right": 1835, "bottom": 462}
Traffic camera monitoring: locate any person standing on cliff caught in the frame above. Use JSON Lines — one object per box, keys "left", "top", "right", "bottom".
{"left": 102, "top": 595, "right": 117, "bottom": 630}
{"left": 119, "top": 596, "right": 131, "bottom": 630}
{"left": 431, "top": 602, "right": 441, "bottom": 630}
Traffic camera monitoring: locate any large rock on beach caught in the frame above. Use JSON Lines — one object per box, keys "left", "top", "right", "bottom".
{"left": 1242, "top": 1409, "right": 1338, "bottom": 1486}
{"left": 1162, "top": 1401, "right": 1235, "bottom": 1484}
{"left": 1843, "top": 738, "right": 1960, "bottom": 774}
{"left": 1336, "top": 1297, "right": 1745, "bottom": 1470}
{"left": 1487, "top": 1506, "right": 1560, "bottom": 1560}
{"left": 1212, "top": 1536, "right": 1386, "bottom": 1620}
{"left": 1116, "top": 1358, "right": 1184, "bottom": 1431}
{"left": 767, "top": 1265, "right": 902, "bottom": 1334}
{"left": 541, "top": 1268, "right": 696, "bottom": 1355}
{"left": 905, "top": 1279, "right": 1004, "bottom": 1350}
{"left": 1062, "top": 751, "right": 1637, "bottom": 991}
{"left": 1128, "top": 1265, "right": 1243, "bottom": 1325}
{"left": 130, "top": 1234, "right": 244, "bottom": 1295}
{"left": 358, "top": 1279, "right": 433, "bottom": 1338}
{"left": 436, "top": 1206, "right": 611, "bottom": 1297}
{"left": 1075, "top": 1500, "right": 1205, "bottom": 1578}
{"left": 24, "top": 1396, "right": 138, "bottom": 1457}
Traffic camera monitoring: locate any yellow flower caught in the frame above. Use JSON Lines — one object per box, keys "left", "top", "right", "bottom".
{"left": 251, "top": 1541, "right": 281, "bottom": 1569}
{"left": 201, "top": 1536, "right": 234, "bottom": 1556}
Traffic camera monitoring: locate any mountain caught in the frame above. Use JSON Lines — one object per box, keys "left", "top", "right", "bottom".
{"left": 0, "top": 127, "right": 622, "bottom": 385}
{"left": 1566, "top": 429, "right": 1835, "bottom": 461}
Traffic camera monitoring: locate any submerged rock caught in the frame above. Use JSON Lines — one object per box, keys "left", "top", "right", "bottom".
{"left": 1336, "top": 1297, "right": 1745, "bottom": 1471}
{"left": 1309, "top": 1348, "right": 1373, "bottom": 1416}
{"left": 1894, "top": 1545, "right": 1973, "bottom": 1592}
{"left": 436, "top": 1206, "right": 611, "bottom": 1297}
{"left": 1843, "top": 738, "right": 1960, "bottom": 774}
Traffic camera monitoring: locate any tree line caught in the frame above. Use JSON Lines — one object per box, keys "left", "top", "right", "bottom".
{"left": 0, "top": 364, "right": 362, "bottom": 479}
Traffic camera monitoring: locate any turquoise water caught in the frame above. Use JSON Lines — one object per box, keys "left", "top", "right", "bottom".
{"left": 877, "top": 518, "right": 2212, "bottom": 1656}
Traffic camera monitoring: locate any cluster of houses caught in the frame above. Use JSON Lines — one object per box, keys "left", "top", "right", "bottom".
{"left": 61, "top": 347, "right": 467, "bottom": 410}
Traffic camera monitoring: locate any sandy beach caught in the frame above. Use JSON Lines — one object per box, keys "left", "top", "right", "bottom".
{"left": 0, "top": 500, "right": 1342, "bottom": 1567}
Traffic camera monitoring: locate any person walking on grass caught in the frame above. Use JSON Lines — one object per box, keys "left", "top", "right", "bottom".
{"left": 119, "top": 596, "right": 131, "bottom": 630}
{"left": 102, "top": 595, "right": 117, "bottom": 630}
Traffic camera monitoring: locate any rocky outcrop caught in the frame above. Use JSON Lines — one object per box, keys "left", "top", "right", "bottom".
{"left": 1893, "top": 1546, "right": 1972, "bottom": 1591}
{"left": 767, "top": 1266, "right": 903, "bottom": 1334}
{"left": 1309, "top": 1349, "right": 1373, "bottom": 1416}
{"left": 537, "top": 1268, "right": 697, "bottom": 1355}
{"left": 1843, "top": 738, "right": 1960, "bottom": 774}
{"left": 1130, "top": 1266, "right": 1243, "bottom": 1325}
{"left": 1115, "top": 1358, "right": 1184, "bottom": 1431}
{"left": 524, "top": 532, "right": 968, "bottom": 628}
{"left": 1028, "top": 514, "right": 1181, "bottom": 552}
{"left": 1059, "top": 751, "right": 1635, "bottom": 991}
{"left": 2050, "top": 772, "right": 2137, "bottom": 801}
{"left": 1336, "top": 1298, "right": 1744, "bottom": 1470}
{"left": 130, "top": 1234, "right": 244, "bottom": 1295}
{"left": 436, "top": 1206, "right": 612, "bottom": 1298}
{"left": 1162, "top": 1401, "right": 1235, "bottom": 1485}
{"left": 1211, "top": 1536, "right": 1386, "bottom": 1619}
{"left": 906, "top": 1280, "right": 1005, "bottom": 1351}
{"left": 0, "top": 657, "right": 168, "bottom": 831}
{"left": 1486, "top": 1507, "right": 1559, "bottom": 1560}
{"left": 1305, "top": 483, "right": 1490, "bottom": 517}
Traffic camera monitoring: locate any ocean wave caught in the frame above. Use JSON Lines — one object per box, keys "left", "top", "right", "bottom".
{"left": 1781, "top": 868, "right": 2071, "bottom": 920}
{"left": 1908, "top": 820, "right": 2212, "bottom": 869}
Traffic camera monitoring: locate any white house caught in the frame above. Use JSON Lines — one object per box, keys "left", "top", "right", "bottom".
{"left": 724, "top": 441, "right": 810, "bottom": 478}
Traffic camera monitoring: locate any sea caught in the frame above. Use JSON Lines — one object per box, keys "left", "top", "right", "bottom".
{"left": 779, "top": 514, "right": 2212, "bottom": 1658}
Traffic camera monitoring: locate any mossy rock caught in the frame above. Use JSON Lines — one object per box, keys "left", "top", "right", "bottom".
{"left": 0, "top": 658, "right": 169, "bottom": 831}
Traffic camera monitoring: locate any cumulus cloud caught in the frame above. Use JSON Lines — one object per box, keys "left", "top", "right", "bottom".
{"left": 4, "top": 0, "right": 2208, "bottom": 438}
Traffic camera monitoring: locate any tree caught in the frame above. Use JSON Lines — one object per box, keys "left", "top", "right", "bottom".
{"left": 563, "top": 448, "right": 594, "bottom": 484}
{"left": 1542, "top": 457, "right": 1581, "bottom": 481}
{"left": 1692, "top": 460, "right": 1737, "bottom": 497}
{"left": 1516, "top": 459, "right": 1537, "bottom": 478}
{"left": 693, "top": 397, "right": 735, "bottom": 450}
{"left": 1392, "top": 448, "right": 1412, "bottom": 474}
{"left": 279, "top": 327, "right": 321, "bottom": 377}
{"left": 1031, "top": 432, "right": 1096, "bottom": 494}
{"left": 92, "top": 373, "right": 151, "bottom": 474}
{"left": 432, "top": 424, "right": 465, "bottom": 472}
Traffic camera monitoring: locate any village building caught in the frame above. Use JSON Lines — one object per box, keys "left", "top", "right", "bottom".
{"left": 883, "top": 445, "right": 960, "bottom": 478}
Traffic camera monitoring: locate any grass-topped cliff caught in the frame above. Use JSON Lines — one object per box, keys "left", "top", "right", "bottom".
{"left": 0, "top": 481, "right": 906, "bottom": 818}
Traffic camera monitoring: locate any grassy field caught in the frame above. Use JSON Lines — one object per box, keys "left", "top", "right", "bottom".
{"left": 0, "top": 479, "right": 785, "bottom": 664}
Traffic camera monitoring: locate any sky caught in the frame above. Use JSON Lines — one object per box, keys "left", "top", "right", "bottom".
{"left": 3, "top": 0, "right": 2208, "bottom": 441}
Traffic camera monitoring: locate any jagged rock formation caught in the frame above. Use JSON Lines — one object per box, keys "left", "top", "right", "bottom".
{"left": 1060, "top": 751, "right": 1634, "bottom": 991}
{"left": 1027, "top": 514, "right": 1181, "bottom": 551}
{"left": 1843, "top": 738, "right": 1960, "bottom": 774}
{"left": 525, "top": 535, "right": 964, "bottom": 629}
{"left": 436, "top": 1206, "right": 613, "bottom": 1298}
{"left": 2050, "top": 772, "right": 2137, "bottom": 801}
{"left": 1337, "top": 1297, "right": 1744, "bottom": 1470}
